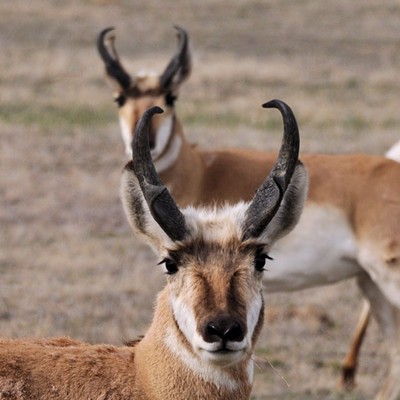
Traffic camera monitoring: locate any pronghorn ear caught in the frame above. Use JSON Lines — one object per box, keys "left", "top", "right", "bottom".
{"left": 120, "top": 162, "right": 173, "bottom": 251}
{"left": 257, "top": 162, "right": 308, "bottom": 243}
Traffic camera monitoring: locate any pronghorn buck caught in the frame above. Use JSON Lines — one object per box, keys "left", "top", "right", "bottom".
{"left": 97, "top": 25, "right": 191, "bottom": 160}
{"left": 98, "top": 27, "right": 400, "bottom": 399}
{"left": 0, "top": 101, "right": 308, "bottom": 400}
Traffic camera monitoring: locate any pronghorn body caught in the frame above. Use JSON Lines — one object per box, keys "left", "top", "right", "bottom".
{"left": 0, "top": 102, "right": 308, "bottom": 400}
{"left": 386, "top": 140, "right": 400, "bottom": 162}
{"left": 341, "top": 140, "right": 400, "bottom": 390}
{"left": 98, "top": 27, "right": 400, "bottom": 398}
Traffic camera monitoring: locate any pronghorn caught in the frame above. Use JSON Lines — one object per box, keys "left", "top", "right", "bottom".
{"left": 341, "top": 140, "right": 400, "bottom": 391}
{"left": 0, "top": 101, "right": 308, "bottom": 400}
{"left": 98, "top": 27, "right": 400, "bottom": 398}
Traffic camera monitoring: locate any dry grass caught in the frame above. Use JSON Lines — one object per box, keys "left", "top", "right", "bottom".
{"left": 1, "top": 1, "right": 399, "bottom": 398}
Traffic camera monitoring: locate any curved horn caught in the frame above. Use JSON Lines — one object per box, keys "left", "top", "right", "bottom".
{"left": 132, "top": 106, "right": 187, "bottom": 241}
{"left": 159, "top": 26, "right": 191, "bottom": 90}
{"left": 243, "top": 99, "right": 300, "bottom": 239}
{"left": 97, "top": 27, "right": 131, "bottom": 90}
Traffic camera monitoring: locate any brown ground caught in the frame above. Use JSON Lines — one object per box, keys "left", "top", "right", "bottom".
{"left": 1, "top": 1, "right": 400, "bottom": 399}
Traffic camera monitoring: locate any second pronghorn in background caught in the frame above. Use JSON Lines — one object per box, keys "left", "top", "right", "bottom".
{"left": 98, "top": 27, "right": 400, "bottom": 399}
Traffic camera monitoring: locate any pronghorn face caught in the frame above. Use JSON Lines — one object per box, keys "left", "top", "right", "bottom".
{"left": 117, "top": 83, "right": 177, "bottom": 158}
{"left": 163, "top": 209, "right": 267, "bottom": 366}
{"left": 98, "top": 26, "right": 191, "bottom": 158}
{"left": 121, "top": 102, "right": 308, "bottom": 371}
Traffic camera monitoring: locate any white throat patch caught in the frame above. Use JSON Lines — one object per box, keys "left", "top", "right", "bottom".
{"left": 151, "top": 114, "right": 181, "bottom": 173}
{"left": 119, "top": 115, "right": 134, "bottom": 156}
{"left": 151, "top": 114, "right": 174, "bottom": 159}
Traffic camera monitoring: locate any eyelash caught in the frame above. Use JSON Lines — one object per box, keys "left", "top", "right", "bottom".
{"left": 159, "top": 258, "right": 179, "bottom": 275}
{"left": 254, "top": 250, "right": 273, "bottom": 272}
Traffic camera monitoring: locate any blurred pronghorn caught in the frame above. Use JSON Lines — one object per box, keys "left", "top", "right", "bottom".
{"left": 0, "top": 101, "right": 308, "bottom": 400}
{"left": 98, "top": 26, "right": 400, "bottom": 399}
{"left": 341, "top": 140, "right": 400, "bottom": 391}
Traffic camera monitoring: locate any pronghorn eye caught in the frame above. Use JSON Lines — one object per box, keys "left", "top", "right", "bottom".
{"left": 159, "top": 258, "right": 179, "bottom": 275}
{"left": 114, "top": 94, "right": 126, "bottom": 107}
{"left": 165, "top": 92, "right": 177, "bottom": 107}
{"left": 254, "top": 249, "right": 272, "bottom": 272}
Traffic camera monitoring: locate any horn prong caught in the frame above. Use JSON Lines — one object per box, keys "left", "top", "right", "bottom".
{"left": 159, "top": 26, "right": 191, "bottom": 90}
{"left": 132, "top": 107, "right": 187, "bottom": 241}
{"left": 97, "top": 27, "right": 131, "bottom": 90}
{"left": 243, "top": 99, "right": 300, "bottom": 239}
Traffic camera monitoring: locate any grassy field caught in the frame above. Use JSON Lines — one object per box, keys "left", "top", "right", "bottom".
{"left": 1, "top": 1, "right": 400, "bottom": 398}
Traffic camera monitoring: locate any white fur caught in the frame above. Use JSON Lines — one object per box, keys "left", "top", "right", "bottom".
{"left": 153, "top": 132, "right": 182, "bottom": 173}
{"left": 246, "top": 293, "right": 263, "bottom": 350}
{"left": 119, "top": 115, "right": 134, "bottom": 156}
{"left": 164, "top": 327, "right": 238, "bottom": 391}
{"left": 264, "top": 204, "right": 360, "bottom": 292}
{"left": 151, "top": 114, "right": 174, "bottom": 160}
{"left": 247, "top": 360, "right": 254, "bottom": 386}
{"left": 386, "top": 140, "right": 400, "bottom": 162}
{"left": 170, "top": 292, "right": 198, "bottom": 352}
{"left": 183, "top": 203, "right": 249, "bottom": 244}
{"left": 358, "top": 243, "right": 400, "bottom": 309}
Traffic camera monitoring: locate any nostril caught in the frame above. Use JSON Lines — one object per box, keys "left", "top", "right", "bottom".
{"left": 206, "top": 323, "right": 224, "bottom": 340}
{"left": 203, "top": 320, "right": 245, "bottom": 343}
{"left": 224, "top": 322, "right": 244, "bottom": 342}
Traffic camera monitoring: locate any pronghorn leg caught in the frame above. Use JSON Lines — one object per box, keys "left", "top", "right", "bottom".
{"left": 357, "top": 273, "right": 400, "bottom": 400}
{"left": 341, "top": 299, "right": 371, "bottom": 391}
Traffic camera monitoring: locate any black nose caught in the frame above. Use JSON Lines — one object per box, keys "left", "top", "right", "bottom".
{"left": 202, "top": 316, "right": 245, "bottom": 343}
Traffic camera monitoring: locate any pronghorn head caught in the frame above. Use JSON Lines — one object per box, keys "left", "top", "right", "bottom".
{"left": 98, "top": 26, "right": 191, "bottom": 158}
{"left": 121, "top": 100, "right": 308, "bottom": 369}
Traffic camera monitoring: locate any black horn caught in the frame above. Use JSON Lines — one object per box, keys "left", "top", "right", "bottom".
{"left": 97, "top": 27, "right": 131, "bottom": 90}
{"left": 242, "top": 99, "right": 300, "bottom": 239}
{"left": 132, "top": 106, "right": 187, "bottom": 241}
{"left": 159, "top": 26, "right": 191, "bottom": 90}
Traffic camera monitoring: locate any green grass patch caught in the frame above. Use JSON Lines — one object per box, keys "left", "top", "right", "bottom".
{"left": 343, "top": 115, "right": 370, "bottom": 131}
{"left": 0, "top": 102, "right": 115, "bottom": 129}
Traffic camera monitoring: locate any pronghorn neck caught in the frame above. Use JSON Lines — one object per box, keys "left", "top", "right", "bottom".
{"left": 157, "top": 122, "right": 205, "bottom": 207}
{"left": 135, "top": 289, "right": 254, "bottom": 400}
{"left": 151, "top": 113, "right": 182, "bottom": 174}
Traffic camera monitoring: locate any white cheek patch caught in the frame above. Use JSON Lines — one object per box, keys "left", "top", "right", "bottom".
{"left": 170, "top": 293, "right": 198, "bottom": 349}
{"left": 119, "top": 116, "right": 134, "bottom": 156}
{"left": 147, "top": 114, "right": 182, "bottom": 173}
{"left": 151, "top": 114, "right": 174, "bottom": 159}
{"left": 153, "top": 134, "right": 182, "bottom": 174}
{"left": 164, "top": 327, "right": 238, "bottom": 391}
{"left": 245, "top": 292, "right": 263, "bottom": 349}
